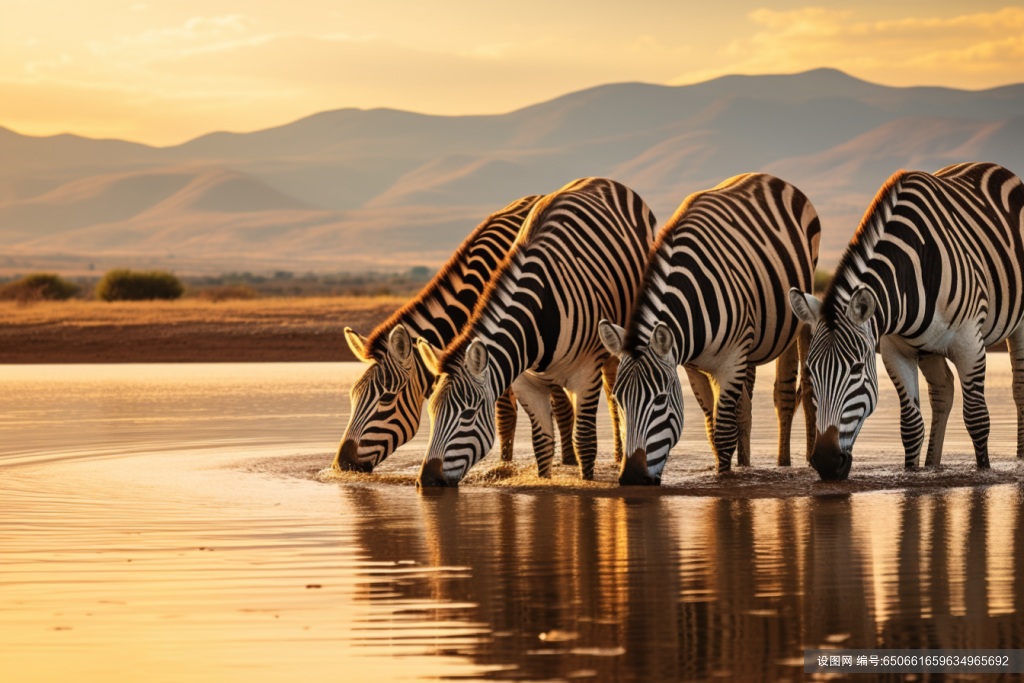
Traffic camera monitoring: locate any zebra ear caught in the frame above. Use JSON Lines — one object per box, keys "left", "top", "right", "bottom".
{"left": 416, "top": 338, "right": 443, "bottom": 376}
{"left": 650, "top": 322, "right": 674, "bottom": 361}
{"left": 598, "top": 319, "right": 626, "bottom": 357}
{"left": 388, "top": 325, "right": 413, "bottom": 364}
{"left": 465, "top": 340, "right": 489, "bottom": 380}
{"left": 846, "top": 286, "right": 877, "bottom": 327}
{"left": 788, "top": 288, "right": 822, "bottom": 325}
{"left": 344, "top": 327, "right": 372, "bottom": 363}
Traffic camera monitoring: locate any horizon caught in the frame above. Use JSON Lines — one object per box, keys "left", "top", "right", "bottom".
{"left": 4, "top": 67, "right": 1023, "bottom": 148}
{"left": 4, "top": 1, "right": 1022, "bottom": 146}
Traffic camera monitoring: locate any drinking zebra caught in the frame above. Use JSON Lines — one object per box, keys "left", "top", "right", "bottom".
{"left": 599, "top": 173, "right": 820, "bottom": 484}
{"left": 334, "top": 196, "right": 620, "bottom": 472}
{"left": 416, "top": 178, "right": 656, "bottom": 486}
{"left": 789, "top": 162, "right": 1024, "bottom": 480}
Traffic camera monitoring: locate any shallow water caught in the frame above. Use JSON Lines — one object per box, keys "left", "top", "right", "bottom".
{"left": 2, "top": 360, "right": 1022, "bottom": 682}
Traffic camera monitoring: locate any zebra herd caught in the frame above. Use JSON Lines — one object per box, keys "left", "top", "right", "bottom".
{"left": 334, "top": 162, "right": 1024, "bottom": 486}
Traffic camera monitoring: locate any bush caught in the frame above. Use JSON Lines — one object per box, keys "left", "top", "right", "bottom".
{"left": 0, "top": 273, "right": 80, "bottom": 302}
{"left": 193, "top": 285, "right": 258, "bottom": 302}
{"left": 96, "top": 269, "right": 184, "bottom": 301}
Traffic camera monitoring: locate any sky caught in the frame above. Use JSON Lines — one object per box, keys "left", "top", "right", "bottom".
{"left": 2, "top": 0, "right": 1023, "bottom": 146}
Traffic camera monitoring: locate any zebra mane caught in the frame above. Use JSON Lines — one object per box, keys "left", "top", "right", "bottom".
{"left": 623, "top": 176, "right": 753, "bottom": 353}
{"left": 821, "top": 169, "right": 910, "bottom": 325}
{"left": 438, "top": 182, "right": 575, "bottom": 371}
{"left": 363, "top": 195, "right": 541, "bottom": 358}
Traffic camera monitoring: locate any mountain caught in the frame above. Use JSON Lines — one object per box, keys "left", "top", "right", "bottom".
{"left": 2, "top": 68, "right": 1023, "bottom": 273}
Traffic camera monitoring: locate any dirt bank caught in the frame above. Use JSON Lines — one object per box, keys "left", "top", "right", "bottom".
{"left": 0, "top": 297, "right": 406, "bottom": 363}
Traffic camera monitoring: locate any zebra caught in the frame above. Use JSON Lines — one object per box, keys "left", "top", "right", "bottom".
{"left": 334, "top": 196, "right": 619, "bottom": 473}
{"left": 789, "top": 162, "right": 1024, "bottom": 480}
{"left": 599, "top": 173, "right": 820, "bottom": 484}
{"left": 416, "top": 178, "right": 656, "bottom": 486}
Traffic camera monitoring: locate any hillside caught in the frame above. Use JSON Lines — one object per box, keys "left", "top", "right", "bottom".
{"left": 2, "top": 68, "right": 1023, "bottom": 273}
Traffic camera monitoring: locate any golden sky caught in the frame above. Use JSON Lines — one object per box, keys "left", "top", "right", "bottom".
{"left": 2, "top": 0, "right": 1022, "bottom": 146}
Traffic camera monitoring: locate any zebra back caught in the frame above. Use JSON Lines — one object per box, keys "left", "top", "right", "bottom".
{"left": 625, "top": 173, "right": 821, "bottom": 365}
{"left": 821, "top": 162, "right": 1024, "bottom": 345}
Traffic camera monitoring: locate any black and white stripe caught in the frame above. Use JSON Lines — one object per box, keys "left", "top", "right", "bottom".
{"left": 601, "top": 173, "right": 820, "bottom": 483}
{"left": 790, "top": 162, "right": 1024, "bottom": 480}
{"left": 334, "top": 196, "right": 539, "bottom": 472}
{"left": 417, "top": 178, "right": 656, "bottom": 485}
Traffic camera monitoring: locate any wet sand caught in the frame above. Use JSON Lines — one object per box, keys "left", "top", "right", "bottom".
{"left": 309, "top": 456, "right": 1023, "bottom": 498}
{"left": 0, "top": 297, "right": 405, "bottom": 363}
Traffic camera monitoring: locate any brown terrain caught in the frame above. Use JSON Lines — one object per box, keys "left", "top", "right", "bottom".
{"left": 0, "top": 297, "right": 1010, "bottom": 364}
{"left": 0, "top": 297, "right": 406, "bottom": 363}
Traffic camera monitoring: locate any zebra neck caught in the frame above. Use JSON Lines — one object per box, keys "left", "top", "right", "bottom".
{"left": 480, "top": 334, "right": 531, "bottom": 400}
{"left": 828, "top": 275, "right": 898, "bottom": 337}
{"left": 414, "top": 354, "right": 437, "bottom": 398}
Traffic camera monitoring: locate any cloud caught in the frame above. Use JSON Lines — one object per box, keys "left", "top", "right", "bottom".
{"left": 88, "top": 15, "right": 255, "bottom": 56}
{"left": 672, "top": 7, "right": 1024, "bottom": 88}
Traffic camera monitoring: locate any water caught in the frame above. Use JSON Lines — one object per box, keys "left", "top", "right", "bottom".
{"left": 2, "top": 360, "right": 1022, "bottom": 682}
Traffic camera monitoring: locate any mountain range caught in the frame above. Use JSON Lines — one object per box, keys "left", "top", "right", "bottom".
{"left": 2, "top": 68, "right": 1023, "bottom": 274}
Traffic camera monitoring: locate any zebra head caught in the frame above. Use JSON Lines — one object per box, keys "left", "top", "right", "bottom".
{"left": 416, "top": 339, "right": 497, "bottom": 487}
{"left": 788, "top": 286, "right": 880, "bottom": 481}
{"left": 599, "top": 320, "right": 684, "bottom": 486}
{"left": 333, "top": 324, "right": 430, "bottom": 472}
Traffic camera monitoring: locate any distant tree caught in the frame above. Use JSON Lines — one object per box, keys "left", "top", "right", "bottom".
{"left": 0, "top": 273, "right": 80, "bottom": 302}
{"left": 96, "top": 269, "right": 184, "bottom": 301}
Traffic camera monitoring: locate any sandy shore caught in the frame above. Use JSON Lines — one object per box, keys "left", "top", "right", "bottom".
{"left": 0, "top": 297, "right": 406, "bottom": 363}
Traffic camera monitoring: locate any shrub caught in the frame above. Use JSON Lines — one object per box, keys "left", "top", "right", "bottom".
{"left": 96, "top": 269, "right": 184, "bottom": 301}
{"left": 193, "top": 285, "right": 258, "bottom": 302}
{"left": 0, "top": 273, "right": 80, "bottom": 302}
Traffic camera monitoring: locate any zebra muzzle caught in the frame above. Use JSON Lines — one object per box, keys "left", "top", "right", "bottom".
{"left": 618, "top": 447, "right": 660, "bottom": 486}
{"left": 810, "top": 426, "right": 852, "bottom": 481}
{"left": 417, "top": 458, "right": 454, "bottom": 488}
{"left": 333, "top": 439, "right": 374, "bottom": 473}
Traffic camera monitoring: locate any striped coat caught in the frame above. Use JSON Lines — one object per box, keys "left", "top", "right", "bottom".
{"left": 601, "top": 173, "right": 820, "bottom": 483}
{"left": 417, "top": 178, "right": 656, "bottom": 485}
{"left": 790, "top": 162, "right": 1024, "bottom": 480}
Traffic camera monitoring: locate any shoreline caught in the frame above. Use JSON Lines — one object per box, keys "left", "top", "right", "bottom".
{"left": 0, "top": 297, "right": 405, "bottom": 363}
{"left": 256, "top": 452, "right": 1024, "bottom": 499}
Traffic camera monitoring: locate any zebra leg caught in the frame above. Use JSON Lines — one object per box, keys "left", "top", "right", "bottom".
{"left": 602, "top": 355, "right": 625, "bottom": 464}
{"left": 512, "top": 377, "right": 557, "bottom": 477}
{"left": 1006, "top": 323, "right": 1024, "bottom": 460}
{"left": 567, "top": 362, "right": 605, "bottom": 480}
{"left": 918, "top": 352, "right": 955, "bottom": 468}
{"left": 797, "top": 324, "right": 816, "bottom": 462}
{"left": 496, "top": 387, "right": 518, "bottom": 463}
{"left": 880, "top": 336, "right": 925, "bottom": 469}
{"left": 736, "top": 364, "right": 756, "bottom": 467}
{"left": 948, "top": 334, "right": 990, "bottom": 469}
{"left": 774, "top": 338, "right": 800, "bottom": 467}
{"left": 685, "top": 365, "right": 718, "bottom": 461}
{"left": 710, "top": 365, "right": 747, "bottom": 473}
{"left": 551, "top": 387, "right": 577, "bottom": 466}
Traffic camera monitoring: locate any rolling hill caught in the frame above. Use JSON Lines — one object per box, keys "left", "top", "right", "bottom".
{"left": 2, "top": 68, "right": 1023, "bottom": 274}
